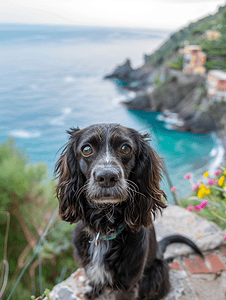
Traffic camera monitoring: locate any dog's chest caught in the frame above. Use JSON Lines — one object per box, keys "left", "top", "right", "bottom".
{"left": 86, "top": 239, "right": 112, "bottom": 286}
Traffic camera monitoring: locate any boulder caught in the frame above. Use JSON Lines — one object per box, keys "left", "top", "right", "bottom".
{"left": 104, "top": 59, "right": 151, "bottom": 83}
{"left": 122, "top": 94, "right": 152, "bottom": 110}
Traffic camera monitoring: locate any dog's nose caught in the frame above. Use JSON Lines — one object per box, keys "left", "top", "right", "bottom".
{"left": 95, "top": 168, "right": 119, "bottom": 188}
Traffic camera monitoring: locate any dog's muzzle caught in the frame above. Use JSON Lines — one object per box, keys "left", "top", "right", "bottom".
{"left": 87, "top": 165, "right": 128, "bottom": 203}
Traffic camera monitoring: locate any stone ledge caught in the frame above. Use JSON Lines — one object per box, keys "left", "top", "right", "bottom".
{"left": 155, "top": 205, "right": 225, "bottom": 259}
{"left": 49, "top": 205, "right": 226, "bottom": 299}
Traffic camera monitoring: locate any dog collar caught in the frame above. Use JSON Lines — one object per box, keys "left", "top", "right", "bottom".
{"left": 95, "top": 224, "right": 124, "bottom": 246}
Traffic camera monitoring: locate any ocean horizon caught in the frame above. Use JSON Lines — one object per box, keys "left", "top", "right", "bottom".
{"left": 0, "top": 24, "right": 223, "bottom": 202}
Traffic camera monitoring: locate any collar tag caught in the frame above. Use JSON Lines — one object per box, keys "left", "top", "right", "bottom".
{"left": 95, "top": 233, "right": 100, "bottom": 246}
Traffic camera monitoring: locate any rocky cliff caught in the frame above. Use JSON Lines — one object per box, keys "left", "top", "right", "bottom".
{"left": 119, "top": 67, "right": 225, "bottom": 135}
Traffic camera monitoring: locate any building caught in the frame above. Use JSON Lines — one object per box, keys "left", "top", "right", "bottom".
{"left": 206, "top": 70, "right": 226, "bottom": 102}
{"left": 205, "top": 30, "right": 221, "bottom": 40}
{"left": 182, "top": 45, "right": 206, "bottom": 75}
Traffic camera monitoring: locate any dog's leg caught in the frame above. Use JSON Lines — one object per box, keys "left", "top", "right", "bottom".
{"left": 138, "top": 258, "right": 170, "bottom": 300}
{"left": 115, "top": 283, "right": 139, "bottom": 300}
{"left": 83, "top": 280, "right": 103, "bottom": 300}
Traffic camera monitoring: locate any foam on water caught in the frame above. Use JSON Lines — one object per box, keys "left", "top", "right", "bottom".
{"left": 10, "top": 130, "right": 41, "bottom": 139}
{"left": 208, "top": 136, "right": 225, "bottom": 175}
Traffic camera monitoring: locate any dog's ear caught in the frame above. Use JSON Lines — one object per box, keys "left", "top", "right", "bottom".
{"left": 55, "top": 127, "right": 86, "bottom": 223}
{"left": 126, "top": 131, "right": 167, "bottom": 231}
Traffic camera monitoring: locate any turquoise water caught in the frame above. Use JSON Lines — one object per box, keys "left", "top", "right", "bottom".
{"left": 0, "top": 24, "right": 220, "bottom": 202}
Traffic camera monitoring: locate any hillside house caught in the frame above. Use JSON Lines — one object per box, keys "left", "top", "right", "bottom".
{"left": 206, "top": 70, "right": 226, "bottom": 102}
{"left": 205, "top": 30, "right": 221, "bottom": 40}
{"left": 182, "top": 45, "right": 206, "bottom": 75}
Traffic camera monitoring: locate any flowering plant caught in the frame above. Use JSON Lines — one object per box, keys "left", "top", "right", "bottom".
{"left": 180, "top": 167, "right": 226, "bottom": 239}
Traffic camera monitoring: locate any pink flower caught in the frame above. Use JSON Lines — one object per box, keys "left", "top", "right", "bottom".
{"left": 194, "top": 205, "right": 201, "bottom": 211}
{"left": 224, "top": 236, "right": 226, "bottom": 241}
{"left": 208, "top": 179, "right": 214, "bottom": 185}
{"left": 214, "top": 170, "right": 221, "bottom": 176}
{"left": 187, "top": 205, "right": 195, "bottom": 211}
{"left": 192, "top": 184, "right": 200, "bottom": 191}
{"left": 200, "top": 200, "right": 208, "bottom": 208}
{"left": 184, "top": 173, "right": 192, "bottom": 179}
{"left": 171, "top": 186, "right": 177, "bottom": 192}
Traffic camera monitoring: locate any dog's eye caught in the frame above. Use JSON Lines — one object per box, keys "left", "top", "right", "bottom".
{"left": 121, "top": 144, "right": 131, "bottom": 155}
{"left": 82, "top": 145, "right": 93, "bottom": 156}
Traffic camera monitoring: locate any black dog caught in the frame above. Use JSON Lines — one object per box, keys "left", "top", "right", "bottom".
{"left": 55, "top": 123, "right": 202, "bottom": 300}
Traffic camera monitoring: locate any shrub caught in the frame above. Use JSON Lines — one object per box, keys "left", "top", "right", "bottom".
{"left": 0, "top": 139, "right": 77, "bottom": 300}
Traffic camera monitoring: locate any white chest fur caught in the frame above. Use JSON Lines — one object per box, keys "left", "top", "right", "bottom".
{"left": 86, "top": 239, "right": 112, "bottom": 286}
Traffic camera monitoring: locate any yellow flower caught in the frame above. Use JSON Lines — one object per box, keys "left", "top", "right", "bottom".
{"left": 223, "top": 171, "right": 226, "bottom": 175}
{"left": 197, "top": 184, "right": 211, "bottom": 198}
{"left": 197, "top": 185, "right": 206, "bottom": 198}
{"left": 199, "top": 184, "right": 206, "bottom": 190}
{"left": 203, "top": 172, "right": 209, "bottom": 178}
{"left": 218, "top": 176, "right": 225, "bottom": 186}
{"left": 205, "top": 189, "right": 211, "bottom": 195}
{"left": 223, "top": 185, "right": 226, "bottom": 191}
{"left": 197, "top": 190, "right": 205, "bottom": 199}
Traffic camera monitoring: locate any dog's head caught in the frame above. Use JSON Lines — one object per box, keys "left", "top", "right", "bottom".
{"left": 55, "top": 123, "right": 166, "bottom": 231}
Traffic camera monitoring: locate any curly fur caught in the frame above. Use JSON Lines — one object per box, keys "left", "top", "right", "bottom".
{"left": 55, "top": 123, "right": 201, "bottom": 300}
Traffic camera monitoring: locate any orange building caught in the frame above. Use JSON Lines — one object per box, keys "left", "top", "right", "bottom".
{"left": 207, "top": 70, "right": 226, "bottom": 102}
{"left": 205, "top": 30, "right": 221, "bottom": 40}
{"left": 183, "top": 45, "right": 206, "bottom": 75}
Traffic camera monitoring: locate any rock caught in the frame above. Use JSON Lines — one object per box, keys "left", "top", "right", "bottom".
{"left": 49, "top": 269, "right": 118, "bottom": 300}
{"left": 52, "top": 286, "right": 79, "bottom": 300}
{"left": 104, "top": 59, "right": 151, "bottom": 83}
{"left": 165, "top": 270, "right": 187, "bottom": 300}
{"left": 121, "top": 67, "right": 220, "bottom": 134}
{"left": 155, "top": 205, "right": 225, "bottom": 259}
{"left": 122, "top": 94, "right": 152, "bottom": 110}
{"left": 104, "top": 59, "right": 133, "bottom": 81}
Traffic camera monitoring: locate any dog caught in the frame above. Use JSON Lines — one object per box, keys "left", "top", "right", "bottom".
{"left": 55, "top": 123, "right": 202, "bottom": 300}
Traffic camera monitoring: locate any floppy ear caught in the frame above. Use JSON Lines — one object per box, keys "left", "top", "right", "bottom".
{"left": 55, "top": 127, "right": 86, "bottom": 223}
{"left": 125, "top": 132, "right": 167, "bottom": 231}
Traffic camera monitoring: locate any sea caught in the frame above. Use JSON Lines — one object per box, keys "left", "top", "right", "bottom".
{"left": 0, "top": 24, "right": 224, "bottom": 202}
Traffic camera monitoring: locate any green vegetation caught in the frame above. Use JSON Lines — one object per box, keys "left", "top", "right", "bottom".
{"left": 173, "top": 169, "right": 226, "bottom": 231}
{"left": 166, "top": 54, "right": 183, "bottom": 70}
{"left": 145, "top": 4, "right": 226, "bottom": 72}
{"left": 0, "top": 139, "right": 78, "bottom": 300}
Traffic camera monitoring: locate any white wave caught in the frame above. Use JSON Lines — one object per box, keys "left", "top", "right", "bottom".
{"left": 164, "top": 124, "right": 174, "bottom": 130}
{"left": 209, "top": 147, "right": 217, "bottom": 157}
{"left": 62, "top": 107, "right": 72, "bottom": 115}
{"left": 112, "top": 91, "right": 137, "bottom": 105}
{"left": 208, "top": 137, "right": 225, "bottom": 175}
{"left": 50, "top": 107, "right": 72, "bottom": 126}
{"left": 10, "top": 130, "right": 41, "bottom": 139}
{"left": 156, "top": 114, "right": 165, "bottom": 121}
{"left": 164, "top": 116, "right": 184, "bottom": 127}
{"left": 64, "top": 76, "right": 76, "bottom": 83}
{"left": 157, "top": 110, "right": 184, "bottom": 127}
{"left": 112, "top": 95, "right": 128, "bottom": 105}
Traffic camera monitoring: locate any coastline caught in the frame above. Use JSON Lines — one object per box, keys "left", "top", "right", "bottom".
{"left": 105, "top": 61, "right": 226, "bottom": 167}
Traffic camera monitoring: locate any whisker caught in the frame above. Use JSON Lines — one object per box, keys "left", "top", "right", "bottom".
{"left": 126, "top": 180, "right": 147, "bottom": 198}
{"left": 75, "top": 180, "right": 90, "bottom": 198}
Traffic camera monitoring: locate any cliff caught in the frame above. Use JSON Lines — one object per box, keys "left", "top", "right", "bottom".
{"left": 122, "top": 67, "right": 221, "bottom": 134}
{"left": 104, "top": 4, "right": 226, "bottom": 139}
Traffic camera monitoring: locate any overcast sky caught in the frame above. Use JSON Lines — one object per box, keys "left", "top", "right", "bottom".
{"left": 0, "top": 0, "right": 225, "bottom": 30}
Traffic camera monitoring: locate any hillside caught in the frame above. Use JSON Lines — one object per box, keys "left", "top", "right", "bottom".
{"left": 145, "top": 4, "right": 226, "bottom": 71}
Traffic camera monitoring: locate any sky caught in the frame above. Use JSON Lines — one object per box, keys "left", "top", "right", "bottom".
{"left": 0, "top": 0, "right": 226, "bottom": 30}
